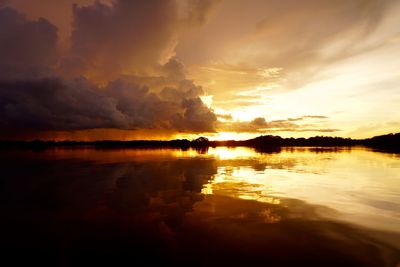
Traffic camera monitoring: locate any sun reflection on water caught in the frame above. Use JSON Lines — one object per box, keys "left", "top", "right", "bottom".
{"left": 206, "top": 146, "right": 259, "bottom": 160}
{"left": 201, "top": 165, "right": 281, "bottom": 204}
{"left": 1, "top": 146, "right": 400, "bottom": 265}
{"left": 200, "top": 146, "right": 400, "bottom": 232}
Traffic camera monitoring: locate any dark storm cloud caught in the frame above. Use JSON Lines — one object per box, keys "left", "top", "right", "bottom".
{"left": 60, "top": 0, "right": 179, "bottom": 80}
{"left": 60, "top": 0, "right": 222, "bottom": 81}
{"left": 0, "top": 7, "right": 57, "bottom": 79}
{"left": 0, "top": 78, "right": 126, "bottom": 130}
{"left": 171, "top": 97, "right": 216, "bottom": 132}
{"left": 105, "top": 78, "right": 216, "bottom": 132}
{"left": 0, "top": 76, "right": 216, "bottom": 132}
{"left": 0, "top": 5, "right": 217, "bottom": 134}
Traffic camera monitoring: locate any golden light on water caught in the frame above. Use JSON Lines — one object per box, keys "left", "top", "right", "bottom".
{"left": 15, "top": 146, "right": 400, "bottom": 232}
{"left": 198, "top": 146, "right": 400, "bottom": 231}
{"left": 2, "top": 146, "right": 400, "bottom": 265}
{"left": 201, "top": 164, "right": 282, "bottom": 204}
{"left": 206, "top": 147, "right": 258, "bottom": 160}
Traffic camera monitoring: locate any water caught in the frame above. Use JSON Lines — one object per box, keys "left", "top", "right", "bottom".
{"left": 1, "top": 147, "right": 399, "bottom": 266}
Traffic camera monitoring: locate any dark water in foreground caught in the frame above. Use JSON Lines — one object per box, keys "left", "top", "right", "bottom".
{"left": 0, "top": 147, "right": 399, "bottom": 266}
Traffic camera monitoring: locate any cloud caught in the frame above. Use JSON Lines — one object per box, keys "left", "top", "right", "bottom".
{"left": 272, "top": 128, "right": 340, "bottom": 133}
{"left": 179, "top": 0, "right": 222, "bottom": 27}
{"left": 182, "top": 0, "right": 396, "bottom": 103}
{"left": 216, "top": 113, "right": 233, "bottom": 121}
{"left": 0, "top": 7, "right": 58, "bottom": 79}
{"left": 0, "top": 78, "right": 125, "bottom": 131}
{"left": 0, "top": 5, "right": 217, "bottom": 135}
{"left": 253, "top": 0, "right": 394, "bottom": 68}
{"left": 60, "top": 0, "right": 222, "bottom": 82}
{"left": 218, "top": 117, "right": 296, "bottom": 133}
{"left": 59, "top": 0, "right": 179, "bottom": 81}
{"left": 217, "top": 117, "right": 338, "bottom": 134}
{"left": 288, "top": 115, "right": 328, "bottom": 121}
{"left": 190, "top": 62, "right": 284, "bottom": 101}
{"left": 303, "top": 115, "right": 328, "bottom": 119}
{"left": 0, "top": 76, "right": 216, "bottom": 132}
{"left": 105, "top": 77, "right": 216, "bottom": 132}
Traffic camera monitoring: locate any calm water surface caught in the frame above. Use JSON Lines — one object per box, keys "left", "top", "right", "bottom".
{"left": 1, "top": 147, "right": 399, "bottom": 266}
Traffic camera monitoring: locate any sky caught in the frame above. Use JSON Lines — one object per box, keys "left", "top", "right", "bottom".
{"left": 1, "top": 0, "right": 399, "bottom": 140}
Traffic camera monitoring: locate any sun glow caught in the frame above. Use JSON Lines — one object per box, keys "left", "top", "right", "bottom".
{"left": 206, "top": 147, "right": 257, "bottom": 160}
{"left": 200, "top": 95, "right": 213, "bottom": 108}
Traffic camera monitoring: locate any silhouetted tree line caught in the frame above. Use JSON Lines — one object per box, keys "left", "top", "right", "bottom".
{"left": 0, "top": 133, "right": 399, "bottom": 151}
{"left": 209, "top": 135, "right": 357, "bottom": 147}
{"left": 363, "top": 133, "right": 400, "bottom": 151}
{"left": 210, "top": 133, "right": 400, "bottom": 151}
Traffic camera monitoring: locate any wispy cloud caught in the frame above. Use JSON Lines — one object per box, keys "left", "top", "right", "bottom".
{"left": 217, "top": 116, "right": 338, "bottom": 134}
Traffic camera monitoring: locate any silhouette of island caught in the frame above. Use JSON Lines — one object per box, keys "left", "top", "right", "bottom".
{"left": 211, "top": 133, "right": 400, "bottom": 151}
{"left": 0, "top": 133, "right": 399, "bottom": 151}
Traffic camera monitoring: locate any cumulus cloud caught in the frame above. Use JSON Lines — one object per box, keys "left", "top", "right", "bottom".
{"left": 0, "top": 76, "right": 216, "bottom": 132}
{"left": 0, "top": 78, "right": 125, "bottom": 131}
{"left": 0, "top": 4, "right": 217, "bottom": 135}
{"left": 60, "top": 0, "right": 179, "bottom": 81}
{"left": 105, "top": 78, "right": 216, "bottom": 132}
{"left": 60, "top": 0, "right": 221, "bottom": 81}
{"left": 171, "top": 97, "right": 216, "bottom": 132}
{"left": 0, "top": 7, "right": 58, "bottom": 79}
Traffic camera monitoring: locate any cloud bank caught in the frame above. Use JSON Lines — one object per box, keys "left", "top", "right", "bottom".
{"left": 0, "top": 7, "right": 58, "bottom": 80}
{"left": 3, "top": 0, "right": 397, "bottom": 139}
{"left": 0, "top": 1, "right": 218, "bottom": 135}
{"left": 0, "top": 76, "right": 216, "bottom": 132}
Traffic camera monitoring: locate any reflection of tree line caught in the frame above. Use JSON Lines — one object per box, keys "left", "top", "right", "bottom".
{"left": 1, "top": 155, "right": 400, "bottom": 266}
{"left": 0, "top": 152, "right": 322, "bottom": 220}
{"left": 0, "top": 157, "right": 220, "bottom": 264}
{"left": 0, "top": 157, "right": 218, "bottom": 224}
{"left": 105, "top": 159, "right": 217, "bottom": 227}
{"left": 0, "top": 154, "right": 330, "bottom": 228}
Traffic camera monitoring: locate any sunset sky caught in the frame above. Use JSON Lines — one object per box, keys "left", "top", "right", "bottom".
{"left": 1, "top": 0, "right": 400, "bottom": 140}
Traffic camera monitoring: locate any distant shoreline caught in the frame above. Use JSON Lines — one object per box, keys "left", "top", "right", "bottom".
{"left": 0, "top": 133, "right": 399, "bottom": 151}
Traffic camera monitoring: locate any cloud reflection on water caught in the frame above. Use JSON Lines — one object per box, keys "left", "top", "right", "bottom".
{"left": 0, "top": 147, "right": 399, "bottom": 266}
